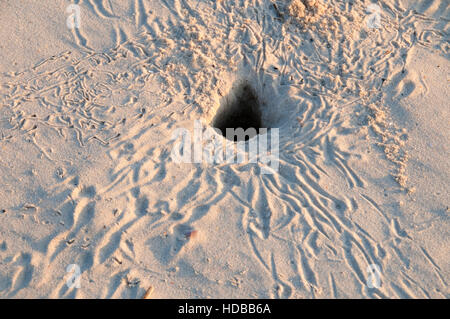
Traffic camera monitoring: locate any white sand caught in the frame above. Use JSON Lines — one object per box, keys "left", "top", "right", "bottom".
{"left": 0, "top": 0, "right": 448, "bottom": 298}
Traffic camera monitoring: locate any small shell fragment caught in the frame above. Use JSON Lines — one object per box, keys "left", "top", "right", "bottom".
{"left": 142, "top": 286, "right": 154, "bottom": 299}
{"left": 185, "top": 230, "right": 198, "bottom": 239}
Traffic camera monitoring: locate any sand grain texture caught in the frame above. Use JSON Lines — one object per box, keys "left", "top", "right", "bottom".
{"left": 0, "top": 0, "right": 448, "bottom": 298}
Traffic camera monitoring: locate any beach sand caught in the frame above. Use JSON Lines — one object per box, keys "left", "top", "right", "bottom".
{"left": 0, "top": 0, "right": 448, "bottom": 298}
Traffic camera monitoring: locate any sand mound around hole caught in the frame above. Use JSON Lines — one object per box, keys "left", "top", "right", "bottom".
{"left": 288, "top": 0, "right": 326, "bottom": 24}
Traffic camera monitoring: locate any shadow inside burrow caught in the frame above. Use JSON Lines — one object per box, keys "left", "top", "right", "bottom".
{"left": 211, "top": 83, "right": 264, "bottom": 142}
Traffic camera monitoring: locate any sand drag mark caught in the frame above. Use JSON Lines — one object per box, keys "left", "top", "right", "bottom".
{"left": 0, "top": 0, "right": 448, "bottom": 298}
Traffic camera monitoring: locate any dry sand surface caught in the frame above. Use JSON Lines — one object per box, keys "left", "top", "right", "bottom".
{"left": 0, "top": 0, "right": 448, "bottom": 298}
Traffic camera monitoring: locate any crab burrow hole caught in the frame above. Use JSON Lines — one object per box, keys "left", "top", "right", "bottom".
{"left": 212, "top": 82, "right": 266, "bottom": 142}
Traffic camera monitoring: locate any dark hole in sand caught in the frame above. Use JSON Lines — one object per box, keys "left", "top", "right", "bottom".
{"left": 212, "top": 84, "right": 263, "bottom": 142}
